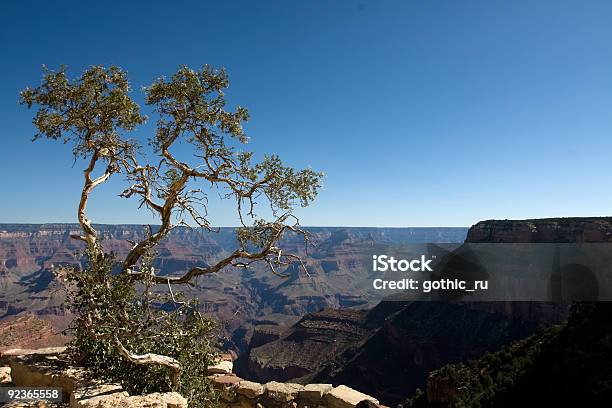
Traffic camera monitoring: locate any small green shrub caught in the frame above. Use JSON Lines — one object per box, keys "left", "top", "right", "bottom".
{"left": 66, "top": 243, "right": 220, "bottom": 407}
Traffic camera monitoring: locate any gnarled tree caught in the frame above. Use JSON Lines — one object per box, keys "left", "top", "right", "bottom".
{"left": 21, "top": 65, "right": 323, "bottom": 390}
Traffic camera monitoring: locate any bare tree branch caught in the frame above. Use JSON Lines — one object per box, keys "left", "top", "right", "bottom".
{"left": 114, "top": 334, "right": 181, "bottom": 386}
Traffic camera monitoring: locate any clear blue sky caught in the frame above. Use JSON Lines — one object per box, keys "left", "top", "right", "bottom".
{"left": 1, "top": 0, "right": 611, "bottom": 227}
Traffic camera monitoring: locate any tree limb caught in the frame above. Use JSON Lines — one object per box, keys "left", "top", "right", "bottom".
{"left": 114, "top": 334, "right": 181, "bottom": 386}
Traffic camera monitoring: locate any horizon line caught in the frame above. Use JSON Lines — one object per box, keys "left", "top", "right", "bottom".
{"left": 0, "top": 222, "right": 471, "bottom": 229}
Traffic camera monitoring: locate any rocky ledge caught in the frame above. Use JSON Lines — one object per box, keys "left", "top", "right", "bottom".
{"left": 0, "top": 347, "right": 383, "bottom": 408}
{"left": 0, "top": 347, "right": 186, "bottom": 407}
{"left": 208, "top": 374, "right": 382, "bottom": 408}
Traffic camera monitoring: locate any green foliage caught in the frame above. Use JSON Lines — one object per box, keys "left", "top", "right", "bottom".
{"left": 66, "top": 244, "right": 220, "bottom": 407}
{"left": 403, "top": 324, "right": 563, "bottom": 408}
{"left": 142, "top": 64, "right": 323, "bottom": 217}
{"left": 145, "top": 65, "right": 249, "bottom": 146}
{"left": 21, "top": 64, "right": 323, "bottom": 229}
{"left": 20, "top": 65, "right": 144, "bottom": 159}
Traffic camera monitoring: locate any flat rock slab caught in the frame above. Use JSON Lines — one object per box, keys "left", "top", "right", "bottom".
{"left": 209, "top": 374, "right": 243, "bottom": 388}
{"left": 1, "top": 347, "right": 67, "bottom": 358}
{"left": 71, "top": 383, "right": 187, "bottom": 408}
{"left": 236, "top": 380, "right": 265, "bottom": 398}
{"left": 264, "top": 381, "right": 303, "bottom": 402}
{"left": 207, "top": 359, "right": 233, "bottom": 375}
{"left": 70, "top": 383, "right": 129, "bottom": 407}
{"left": 9, "top": 358, "right": 86, "bottom": 397}
{"left": 125, "top": 392, "right": 187, "bottom": 408}
{"left": 323, "top": 385, "right": 379, "bottom": 408}
{"left": 299, "top": 383, "right": 333, "bottom": 402}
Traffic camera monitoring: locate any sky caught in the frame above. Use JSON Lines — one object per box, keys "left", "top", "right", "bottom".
{"left": 1, "top": 0, "right": 612, "bottom": 227}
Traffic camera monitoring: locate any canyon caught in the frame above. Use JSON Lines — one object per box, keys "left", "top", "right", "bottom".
{"left": 1, "top": 218, "right": 609, "bottom": 406}
{"left": 236, "top": 217, "right": 612, "bottom": 404}
{"left": 0, "top": 224, "right": 466, "bottom": 354}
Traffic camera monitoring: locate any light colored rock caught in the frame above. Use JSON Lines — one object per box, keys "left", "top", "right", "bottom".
{"left": 1, "top": 347, "right": 67, "bottom": 357}
{"left": 207, "top": 359, "right": 234, "bottom": 374}
{"left": 9, "top": 360, "right": 83, "bottom": 396}
{"left": 208, "top": 374, "right": 242, "bottom": 403}
{"left": 220, "top": 352, "right": 236, "bottom": 362}
{"left": 323, "top": 385, "right": 379, "bottom": 408}
{"left": 71, "top": 383, "right": 187, "bottom": 408}
{"left": 264, "top": 381, "right": 303, "bottom": 402}
{"left": 2, "top": 347, "right": 189, "bottom": 408}
{"left": 4, "top": 346, "right": 86, "bottom": 398}
{"left": 298, "top": 383, "right": 333, "bottom": 403}
{"left": 209, "top": 373, "right": 242, "bottom": 388}
{"left": 0, "top": 366, "right": 11, "bottom": 384}
{"left": 70, "top": 383, "right": 129, "bottom": 407}
{"left": 3, "top": 402, "right": 58, "bottom": 407}
{"left": 127, "top": 392, "right": 188, "bottom": 408}
{"left": 236, "top": 380, "right": 264, "bottom": 398}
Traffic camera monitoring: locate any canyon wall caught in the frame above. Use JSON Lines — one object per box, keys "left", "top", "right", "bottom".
{"left": 466, "top": 217, "right": 612, "bottom": 243}
{"left": 240, "top": 217, "right": 611, "bottom": 405}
